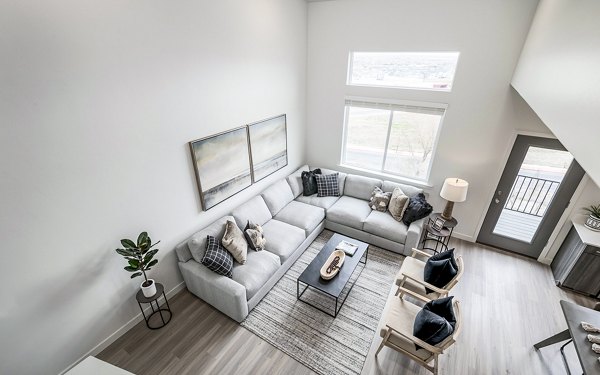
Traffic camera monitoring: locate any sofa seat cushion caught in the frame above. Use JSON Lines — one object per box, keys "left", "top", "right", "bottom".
{"left": 261, "top": 219, "right": 306, "bottom": 262}
{"left": 364, "top": 211, "right": 408, "bottom": 244}
{"left": 274, "top": 201, "right": 325, "bottom": 236}
{"left": 232, "top": 250, "right": 280, "bottom": 300}
{"left": 295, "top": 195, "right": 340, "bottom": 210}
{"left": 326, "top": 196, "right": 372, "bottom": 230}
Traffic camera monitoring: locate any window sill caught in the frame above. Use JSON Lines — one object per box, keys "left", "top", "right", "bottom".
{"left": 338, "top": 164, "right": 434, "bottom": 189}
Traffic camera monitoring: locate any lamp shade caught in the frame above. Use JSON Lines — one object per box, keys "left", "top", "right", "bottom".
{"left": 440, "top": 178, "right": 469, "bottom": 202}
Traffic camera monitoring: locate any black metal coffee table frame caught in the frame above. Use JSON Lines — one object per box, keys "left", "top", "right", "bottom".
{"left": 296, "top": 234, "right": 369, "bottom": 318}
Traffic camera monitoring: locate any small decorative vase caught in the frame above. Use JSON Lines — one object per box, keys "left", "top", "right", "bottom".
{"left": 141, "top": 279, "right": 157, "bottom": 298}
{"left": 584, "top": 215, "right": 600, "bottom": 232}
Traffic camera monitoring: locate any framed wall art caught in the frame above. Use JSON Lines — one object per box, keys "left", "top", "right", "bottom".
{"left": 248, "top": 114, "right": 288, "bottom": 182}
{"left": 189, "top": 126, "right": 253, "bottom": 210}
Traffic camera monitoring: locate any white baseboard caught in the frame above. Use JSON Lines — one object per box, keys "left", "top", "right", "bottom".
{"left": 60, "top": 281, "right": 186, "bottom": 375}
{"left": 452, "top": 231, "right": 475, "bottom": 243}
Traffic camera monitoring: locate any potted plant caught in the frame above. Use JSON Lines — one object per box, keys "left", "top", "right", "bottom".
{"left": 115, "top": 231, "right": 160, "bottom": 297}
{"left": 583, "top": 204, "right": 600, "bottom": 232}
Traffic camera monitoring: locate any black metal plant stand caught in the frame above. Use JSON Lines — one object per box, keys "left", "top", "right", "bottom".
{"left": 135, "top": 282, "right": 172, "bottom": 330}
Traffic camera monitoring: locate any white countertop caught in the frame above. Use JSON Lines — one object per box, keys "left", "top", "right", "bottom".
{"left": 572, "top": 215, "right": 600, "bottom": 247}
{"left": 65, "top": 357, "right": 134, "bottom": 375}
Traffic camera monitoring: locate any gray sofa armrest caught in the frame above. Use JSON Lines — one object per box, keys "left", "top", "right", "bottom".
{"left": 405, "top": 217, "right": 427, "bottom": 255}
{"left": 179, "top": 260, "right": 248, "bottom": 322}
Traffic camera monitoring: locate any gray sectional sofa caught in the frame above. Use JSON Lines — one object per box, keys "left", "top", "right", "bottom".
{"left": 174, "top": 165, "right": 427, "bottom": 322}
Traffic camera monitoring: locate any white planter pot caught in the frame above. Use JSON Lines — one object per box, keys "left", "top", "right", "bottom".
{"left": 141, "top": 279, "right": 157, "bottom": 298}
{"left": 585, "top": 214, "right": 600, "bottom": 232}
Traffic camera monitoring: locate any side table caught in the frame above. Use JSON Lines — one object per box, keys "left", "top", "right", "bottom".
{"left": 421, "top": 213, "right": 458, "bottom": 254}
{"left": 135, "top": 282, "right": 172, "bottom": 330}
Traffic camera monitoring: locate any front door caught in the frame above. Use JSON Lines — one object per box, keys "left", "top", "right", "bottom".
{"left": 477, "top": 135, "right": 584, "bottom": 258}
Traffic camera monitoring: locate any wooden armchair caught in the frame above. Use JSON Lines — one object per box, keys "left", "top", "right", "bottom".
{"left": 395, "top": 248, "right": 464, "bottom": 300}
{"left": 376, "top": 288, "right": 462, "bottom": 375}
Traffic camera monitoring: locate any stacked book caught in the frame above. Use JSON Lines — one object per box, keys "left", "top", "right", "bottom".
{"left": 336, "top": 240, "right": 358, "bottom": 256}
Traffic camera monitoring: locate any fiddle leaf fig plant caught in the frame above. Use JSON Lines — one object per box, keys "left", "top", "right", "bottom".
{"left": 115, "top": 231, "right": 160, "bottom": 287}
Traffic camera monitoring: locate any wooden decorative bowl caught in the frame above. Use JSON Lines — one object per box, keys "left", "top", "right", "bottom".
{"left": 320, "top": 250, "right": 345, "bottom": 280}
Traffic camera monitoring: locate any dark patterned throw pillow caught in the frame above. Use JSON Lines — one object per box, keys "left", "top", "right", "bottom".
{"left": 201, "top": 235, "right": 233, "bottom": 277}
{"left": 315, "top": 173, "right": 340, "bottom": 197}
{"left": 301, "top": 168, "right": 321, "bottom": 196}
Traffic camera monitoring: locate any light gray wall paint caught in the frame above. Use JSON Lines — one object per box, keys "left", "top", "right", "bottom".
{"left": 306, "top": 0, "right": 551, "bottom": 240}
{"left": 0, "top": 1, "right": 307, "bottom": 374}
{"left": 512, "top": 0, "right": 600, "bottom": 187}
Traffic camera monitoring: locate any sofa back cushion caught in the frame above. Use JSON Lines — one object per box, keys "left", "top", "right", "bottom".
{"left": 187, "top": 215, "right": 235, "bottom": 264}
{"left": 231, "top": 195, "right": 273, "bottom": 229}
{"left": 261, "top": 179, "right": 295, "bottom": 216}
{"left": 382, "top": 180, "right": 423, "bottom": 198}
{"left": 317, "top": 167, "right": 347, "bottom": 194}
{"left": 286, "top": 165, "right": 309, "bottom": 197}
{"left": 344, "top": 174, "right": 383, "bottom": 201}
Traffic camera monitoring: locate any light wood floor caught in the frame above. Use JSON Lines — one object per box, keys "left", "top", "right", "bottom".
{"left": 98, "top": 237, "right": 597, "bottom": 375}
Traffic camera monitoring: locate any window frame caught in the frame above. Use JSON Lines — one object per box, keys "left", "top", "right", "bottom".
{"left": 340, "top": 97, "right": 447, "bottom": 184}
{"left": 347, "top": 51, "right": 460, "bottom": 92}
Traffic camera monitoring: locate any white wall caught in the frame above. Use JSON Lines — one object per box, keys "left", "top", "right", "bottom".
{"left": 306, "top": 0, "right": 551, "bottom": 240}
{"left": 512, "top": 0, "right": 600, "bottom": 187}
{"left": 0, "top": 1, "right": 307, "bottom": 374}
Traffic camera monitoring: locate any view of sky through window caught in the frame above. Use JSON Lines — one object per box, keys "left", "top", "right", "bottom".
{"left": 348, "top": 52, "right": 460, "bottom": 91}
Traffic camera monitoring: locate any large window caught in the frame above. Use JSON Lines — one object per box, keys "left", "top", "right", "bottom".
{"left": 341, "top": 99, "right": 445, "bottom": 181}
{"left": 348, "top": 52, "right": 460, "bottom": 91}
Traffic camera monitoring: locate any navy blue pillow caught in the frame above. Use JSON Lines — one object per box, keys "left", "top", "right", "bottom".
{"left": 402, "top": 193, "right": 433, "bottom": 225}
{"left": 429, "top": 248, "right": 458, "bottom": 270}
{"left": 413, "top": 296, "right": 456, "bottom": 349}
{"left": 423, "top": 255, "right": 457, "bottom": 294}
{"left": 301, "top": 168, "right": 322, "bottom": 196}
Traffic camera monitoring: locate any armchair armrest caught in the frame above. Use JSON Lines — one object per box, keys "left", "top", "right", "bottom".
{"left": 396, "top": 286, "right": 432, "bottom": 303}
{"left": 405, "top": 217, "right": 427, "bottom": 256}
{"left": 411, "top": 248, "right": 432, "bottom": 260}
{"left": 384, "top": 326, "right": 444, "bottom": 355}
{"left": 401, "top": 274, "right": 449, "bottom": 296}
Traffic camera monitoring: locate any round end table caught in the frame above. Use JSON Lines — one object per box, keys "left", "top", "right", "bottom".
{"left": 421, "top": 213, "right": 458, "bottom": 254}
{"left": 135, "top": 282, "right": 172, "bottom": 330}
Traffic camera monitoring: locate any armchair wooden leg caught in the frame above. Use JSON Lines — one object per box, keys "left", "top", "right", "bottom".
{"left": 397, "top": 276, "right": 408, "bottom": 299}
{"left": 433, "top": 354, "right": 438, "bottom": 375}
{"left": 376, "top": 329, "right": 392, "bottom": 356}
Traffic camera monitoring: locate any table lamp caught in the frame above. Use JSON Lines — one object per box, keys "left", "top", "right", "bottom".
{"left": 440, "top": 178, "right": 469, "bottom": 220}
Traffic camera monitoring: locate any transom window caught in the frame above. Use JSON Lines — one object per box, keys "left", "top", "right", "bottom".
{"left": 348, "top": 52, "right": 460, "bottom": 91}
{"left": 341, "top": 99, "right": 445, "bottom": 182}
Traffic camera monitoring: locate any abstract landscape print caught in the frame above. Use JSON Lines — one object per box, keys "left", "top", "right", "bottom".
{"left": 248, "top": 114, "right": 288, "bottom": 182}
{"left": 189, "top": 126, "right": 252, "bottom": 210}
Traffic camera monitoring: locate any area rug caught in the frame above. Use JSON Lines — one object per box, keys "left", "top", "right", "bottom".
{"left": 241, "top": 230, "right": 404, "bottom": 375}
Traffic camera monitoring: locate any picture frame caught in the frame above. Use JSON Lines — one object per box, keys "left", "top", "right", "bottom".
{"left": 247, "top": 114, "right": 288, "bottom": 182}
{"left": 432, "top": 217, "right": 446, "bottom": 232}
{"left": 189, "top": 126, "right": 253, "bottom": 211}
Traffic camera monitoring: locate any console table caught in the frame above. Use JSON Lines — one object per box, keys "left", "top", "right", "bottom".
{"left": 534, "top": 300, "right": 600, "bottom": 374}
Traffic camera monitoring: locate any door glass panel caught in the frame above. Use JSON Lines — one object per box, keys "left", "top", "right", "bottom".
{"left": 492, "top": 146, "right": 574, "bottom": 243}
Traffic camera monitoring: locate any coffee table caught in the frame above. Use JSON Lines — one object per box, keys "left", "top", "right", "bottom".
{"left": 296, "top": 233, "right": 369, "bottom": 317}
